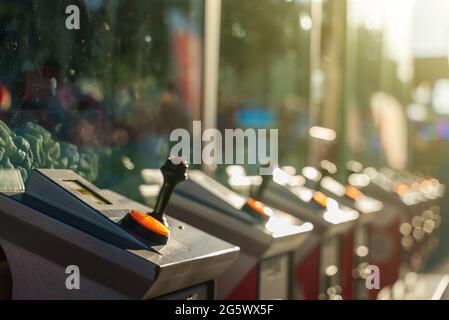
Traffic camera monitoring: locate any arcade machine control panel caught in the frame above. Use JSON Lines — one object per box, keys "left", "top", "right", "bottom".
{"left": 0, "top": 158, "right": 239, "bottom": 300}
{"left": 225, "top": 165, "right": 360, "bottom": 300}
{"left": 142, "top": 169, "right": 314, "bottom": 300}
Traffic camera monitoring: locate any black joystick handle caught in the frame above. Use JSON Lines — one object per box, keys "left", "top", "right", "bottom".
{"left": 254, "top": 163, "right": 271, "bottom": 199}
{"left": 152, "top": 156, "right": 188, "bottom": 222}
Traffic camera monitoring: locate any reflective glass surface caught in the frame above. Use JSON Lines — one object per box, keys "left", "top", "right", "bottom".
{"left": 0, "top": 0, "right": 203, "bottom": 199}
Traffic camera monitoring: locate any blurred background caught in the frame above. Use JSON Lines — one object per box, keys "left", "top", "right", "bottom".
{"left": 0, "top": 0, "right": 449, "bottom": 272}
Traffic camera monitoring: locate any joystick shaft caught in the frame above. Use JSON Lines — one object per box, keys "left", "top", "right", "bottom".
{"left": 152, "top": 156, "right": 188, "bottom": 221}
{"left": 254, "top": 163, "right": 271, "bottom": 199}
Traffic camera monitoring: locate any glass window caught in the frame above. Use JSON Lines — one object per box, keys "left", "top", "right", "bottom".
{"left": 344, "top": 0, "right": 414, "bottom": 171}
{"left": 217, "top": 0, "right": 312, "bottom": 176}
{"left": 0, "top": 0, "right": 203, "bottom": 199}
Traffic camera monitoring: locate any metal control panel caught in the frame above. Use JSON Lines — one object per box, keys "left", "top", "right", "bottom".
{"left": 223, "top": 167, "right": 360, "bottom": 300}
{"left": 142, "top": 169, "right": 314, "bottom": 299}
{"left": 0, "top": 168, "right": 239, "bottom": 299}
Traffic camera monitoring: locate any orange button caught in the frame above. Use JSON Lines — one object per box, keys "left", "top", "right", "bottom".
{"left": 394, "top": 183, "right": 410, "bottom": 196}
{"left": 129, "top": 209, "right": 169, "bottom": 238}
{"left": 346, "top": 185, "right": 363, "bottom": 200}
{"left": 245, "top": 198, "right": 273, "bottom": 218}
{"left": 313, "top": 191, "right": 328, "bottom": 208}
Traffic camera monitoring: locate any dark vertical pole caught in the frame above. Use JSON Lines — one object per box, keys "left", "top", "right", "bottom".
{"left": 336, "top": 0, "right": 348, "bottom": 184}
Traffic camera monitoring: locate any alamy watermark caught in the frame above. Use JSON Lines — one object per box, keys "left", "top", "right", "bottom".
{"left": 65, "top": 5, "right": 80, "bottom": 30}
{"left": 65, "top": 265, "right": 80, "bottom": 290}
{"left": 169, "top": 121, "right": 279, "bottom": 175}
{"left": 365, "top": 265, "right": 380, "bottom": 290}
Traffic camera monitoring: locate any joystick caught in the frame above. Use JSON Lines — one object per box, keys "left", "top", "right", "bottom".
{"left": 120, "top": 156, "right": 188, "bottom": 244}
{"left": 153, "top": 156, "right": 188, "bottom": 224}
{"left": 253, "top": 163, "right": 272, "bottom": 199}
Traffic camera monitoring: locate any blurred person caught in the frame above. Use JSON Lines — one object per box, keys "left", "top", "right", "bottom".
{"left": 14, "top": 58, "right": 110, "bottom": 147}
{"left": 371, "top": 91, "right": 408, "bottom": 170}
{"left": 158, "top": 84, "right": 189, "bottom": 134}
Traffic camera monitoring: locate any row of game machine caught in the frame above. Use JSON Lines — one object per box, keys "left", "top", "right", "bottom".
{"left": 0, "top": 156, "right": 445, "bottom": 299}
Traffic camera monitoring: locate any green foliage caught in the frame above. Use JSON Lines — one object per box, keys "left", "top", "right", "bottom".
{"left": 0, "top": 120, "right": 99, "bottom": 182}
